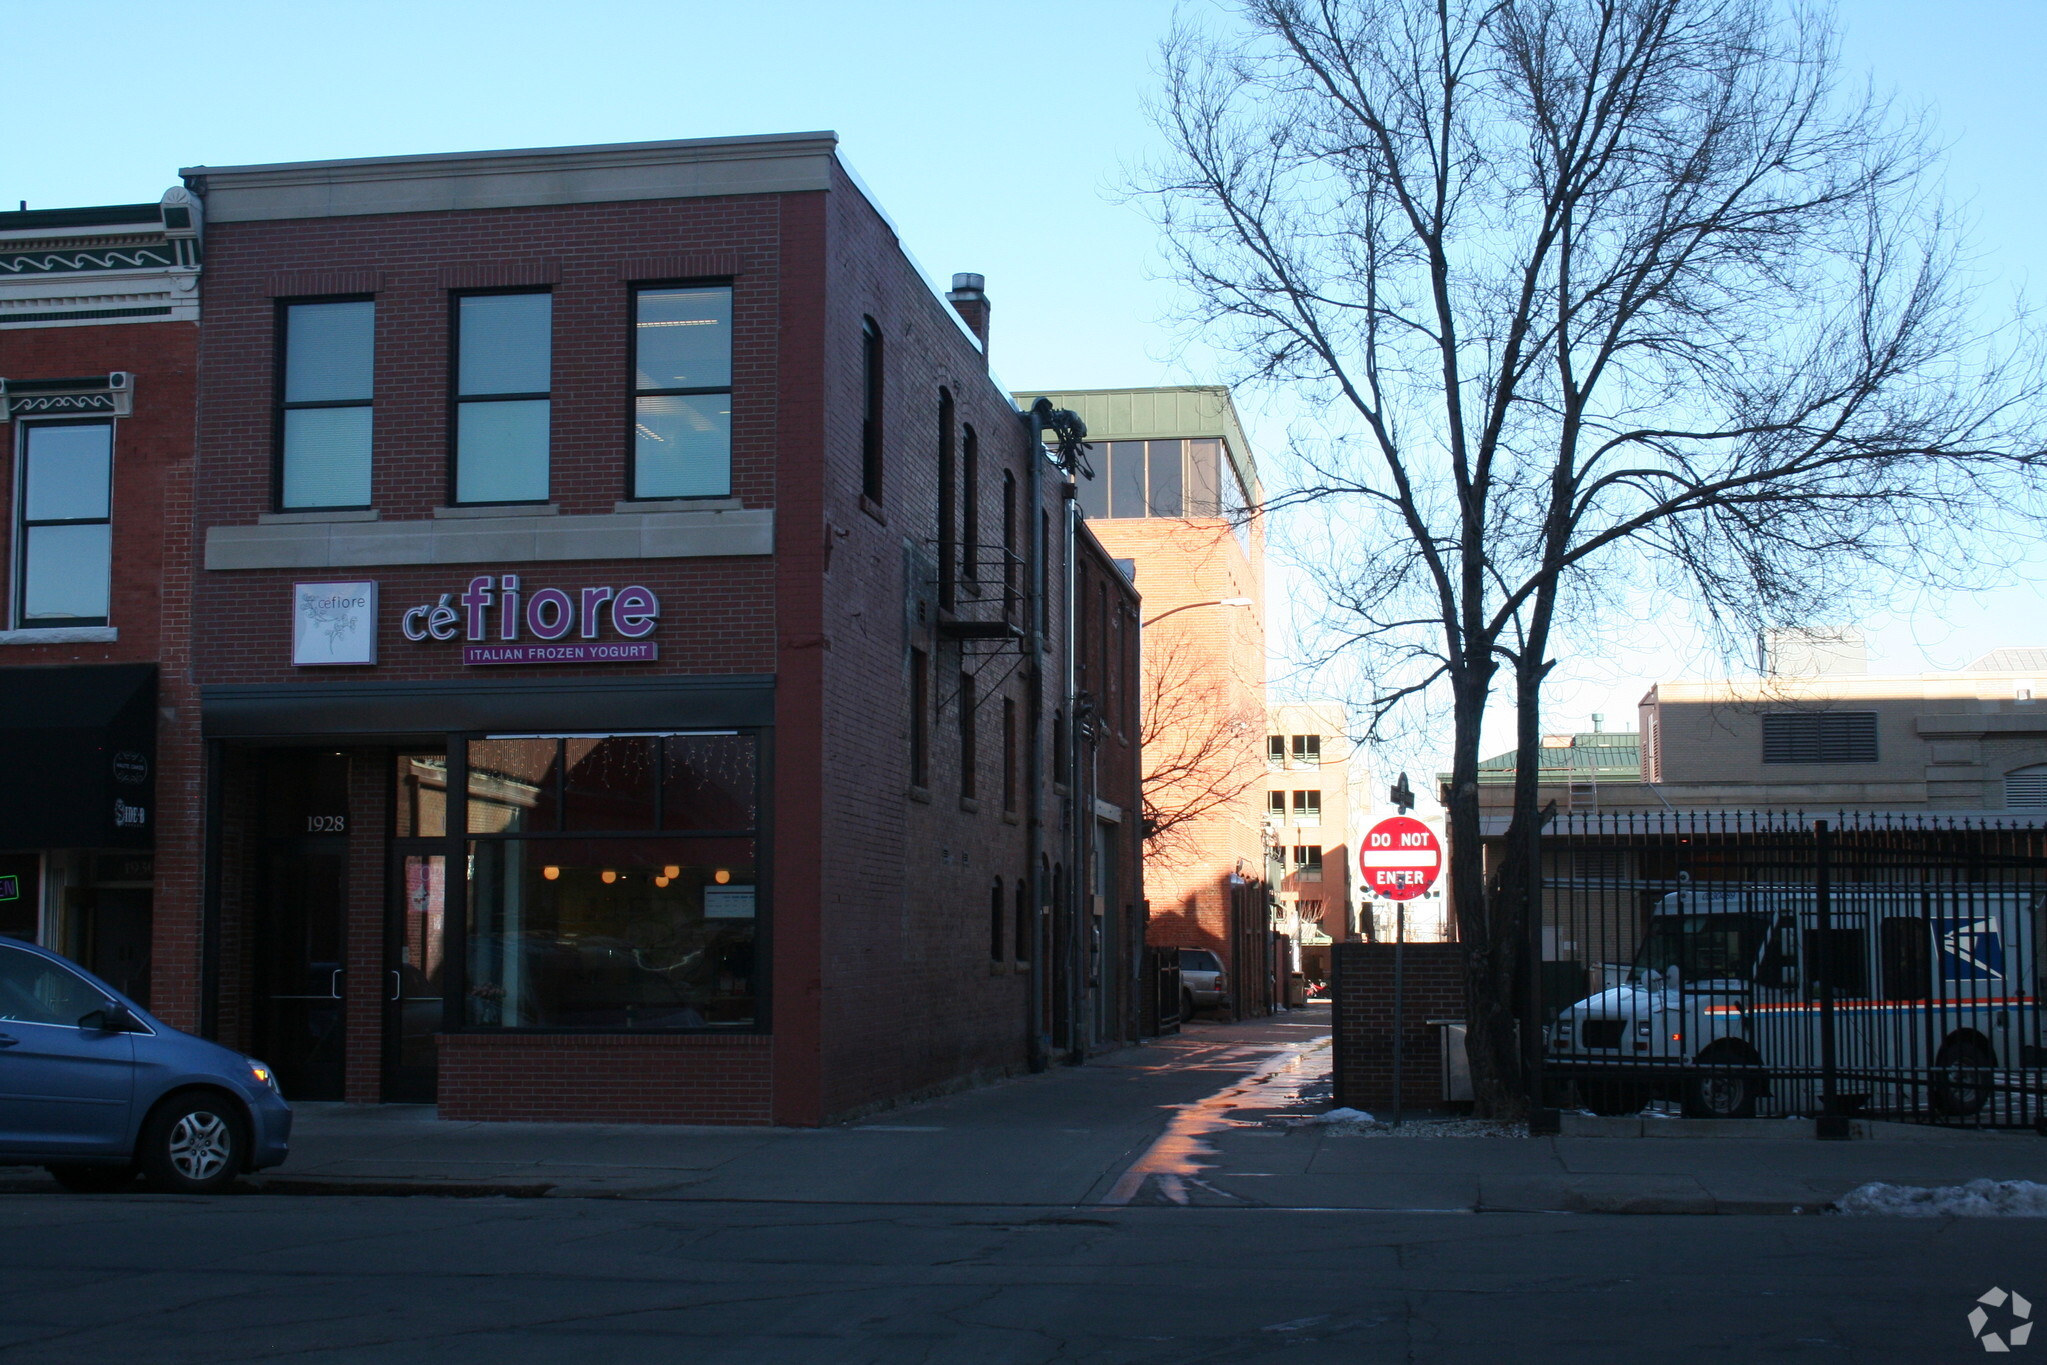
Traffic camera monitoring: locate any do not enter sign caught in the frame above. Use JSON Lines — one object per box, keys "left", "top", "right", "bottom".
{"left": 1361, "top": 816, "right": 1441, "bottom": 901}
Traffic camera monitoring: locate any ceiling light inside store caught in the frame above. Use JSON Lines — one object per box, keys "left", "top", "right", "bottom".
{"left": 602, "top": 870, "right": 617, "bottom": 884}
{"left": 714, "top": 869, "right": 731, "bottom": 884}
{"left": 542, "top": 866, "right": 560, "bottom": 880}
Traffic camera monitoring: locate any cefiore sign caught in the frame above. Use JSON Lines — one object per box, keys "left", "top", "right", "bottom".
{"left": 401, "top": 575, "right": 662, "bottom": 665}
{"left": 290, "top": 575, "right": 663, "bottom": 667}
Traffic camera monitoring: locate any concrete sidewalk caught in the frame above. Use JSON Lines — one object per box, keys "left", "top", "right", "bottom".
{"left": 6, "top": 1007, "right": 2044, "bottom": 1212}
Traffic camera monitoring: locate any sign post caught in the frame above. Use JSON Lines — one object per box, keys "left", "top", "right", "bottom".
{"left": 1362, "top": 817, "right": 1442, "bottom": 1127}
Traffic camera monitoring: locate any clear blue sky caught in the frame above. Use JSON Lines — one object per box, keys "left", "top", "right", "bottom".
{"left": 10, "top": 0, "right": 2045, "bottom": 750}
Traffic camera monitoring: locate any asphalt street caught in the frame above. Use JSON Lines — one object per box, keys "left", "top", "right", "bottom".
{"left": 2, "top": 1010, "right": 2041, "bottom": 1362}
{"left": 0, "top": 1193, "right": 2036, "bottom": 1362}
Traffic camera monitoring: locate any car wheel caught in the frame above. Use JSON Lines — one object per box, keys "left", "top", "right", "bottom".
{"left": 1683, "top": 1044, "right": 1762, "bottom": 1119}
{"left": 139, "top": 1092, "right": 246, "bottom": 1195}
{"left": 46, "top": 1164, "right": 137, "bottom": 1194}
{"left": 1931, "top": 1035, "right": 1995, "bottom": 1118}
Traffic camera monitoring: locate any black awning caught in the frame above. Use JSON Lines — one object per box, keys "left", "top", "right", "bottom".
{"left": 0, "top": 664, "right": 156, "bottom": 850}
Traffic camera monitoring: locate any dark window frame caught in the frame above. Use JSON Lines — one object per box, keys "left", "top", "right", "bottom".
{"left": 860, "top": 316, "right": 884, "bottom": 503}
{"left": 273, "top": 293, "right": 375, "bottom": 512}
{"left": 448, "top": 286, "right": 554, "bottom": 507}
{"left": 443, "top": 729, "right": 771, "bottom": 1036}
{"left": 989, "top": 878, "right": 1006, "bottom": 963}
{"left": 961, "top": 423, "right": 980, "bottom": 592}
{"left": 959, "top": 668, "right": 978, "bottom": 801}
{"left": 13, "top": 417, "right": 114, "bottom": 629}
{"left": 1002, "top": 696, "right": 1019, "bottom": 814}
{"left": 937, "top": 389, "right": 957, "bottom": 609}
{"left": 910, "top": 649, "right": 931, "bottom": 789}
{"left": 628, "top": 278, "right": 736, "bottom": 502}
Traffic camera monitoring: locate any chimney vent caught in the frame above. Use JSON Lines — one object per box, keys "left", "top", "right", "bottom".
{"left": 946, "top": 272, "right": 990, "bottom": 353}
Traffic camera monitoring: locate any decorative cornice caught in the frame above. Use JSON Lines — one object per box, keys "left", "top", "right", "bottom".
{"left": 0, "top": 374, "right": 134, "bottom": 421}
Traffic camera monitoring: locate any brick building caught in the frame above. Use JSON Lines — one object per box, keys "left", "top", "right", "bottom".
{"left": 166, "top": 132, "right": 1140, "bottom": 1123}
{"left": 1264, "top": 700, "right": 1370, "bottom": 982}
{"left": 0, "top": 190, "right": 205, "bottom": 1017}
{"left": 1017, "top": 386, "right": 1272, "bottom": 1016}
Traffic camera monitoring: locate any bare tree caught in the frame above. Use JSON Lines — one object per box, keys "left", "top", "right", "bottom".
{"left": 1140, "top": 0, "right": 2047, "bottom": 1115}
{"left": 1140, "top": 628, "right": 1263, "bottom": 866}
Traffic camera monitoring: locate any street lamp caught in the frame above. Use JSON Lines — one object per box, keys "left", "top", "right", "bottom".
{"left": 1140, "top": 597, "right": 1253, "bottom": 628}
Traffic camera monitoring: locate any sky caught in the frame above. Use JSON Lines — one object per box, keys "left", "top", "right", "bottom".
{"left": 8, "top": 0, "right": 2045, "bottom": 771}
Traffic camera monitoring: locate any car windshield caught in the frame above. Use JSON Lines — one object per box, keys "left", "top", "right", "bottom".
{"left": 1179, "top": 950, "right": 1221, "bottom": 973}
{"left": 1629, "top": 913, "right": 1762, "bottom": 985}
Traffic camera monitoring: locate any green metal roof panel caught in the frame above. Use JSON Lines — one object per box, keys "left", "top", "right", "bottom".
{"left": 1013, "top": 385, "right": 1263, "bottom": 504}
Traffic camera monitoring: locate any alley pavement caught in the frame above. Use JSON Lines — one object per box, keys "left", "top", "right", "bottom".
{"left": 9, "top": 1004, "right": 2044, "bottom": 1212}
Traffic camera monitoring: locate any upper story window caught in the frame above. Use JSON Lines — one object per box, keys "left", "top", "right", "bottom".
{"left": 1292, "top": 845, "right": 1324, "bottom": 880}
{"left": 1291, "top": 733, "right": 1321, "bottom": 766}
{"left": 1761, "top": 712, "right": 1878, "bottom": 764}
{"left": 1074, "top": 437, "right": 1243, "bottom": 522}
{"left": 278, "top": 299, "right": 374, "bottom": 509}
{"left": 1267, "top": 735, "right": 1286, "bottom": 767}
{"left": 454, "top": 291, "right": 552, "bottom": 504}
{"left": 1265, "top": 790, "right": 1286, "bottom": 822}
{"left": 15, "top": 421, "right": 112, "bottom": 628}
{"left": 860, "top": 317, "right": 883, "bottom": 502}
{"left": 633, "top": 284, "right": 732, "bottom": 499}
{"left": 1292, "top": 790, "right": 1321, "bottom": 824}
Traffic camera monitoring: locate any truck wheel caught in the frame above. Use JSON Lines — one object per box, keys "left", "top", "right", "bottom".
{"left": 1931, "top": 1035, "right": 1994, "bottom": 1118}
{"left": 1683, "top": 1044, "right": 1762, "bottom": 1119}
{"left": 139, "top": 1092, "right": 247, "bottom": 1195}
{"left": 46, "top": 1164, "right": 137, "bottom": 1193}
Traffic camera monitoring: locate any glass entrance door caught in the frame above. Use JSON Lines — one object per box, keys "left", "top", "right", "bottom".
{"left": 256, "top": 841, "right": 347, "bottom": 1101}
{"left": 384, "top": 852, "right": 445, "bottom": 1103}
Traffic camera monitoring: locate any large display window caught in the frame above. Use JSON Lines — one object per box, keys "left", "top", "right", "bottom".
{"left": 438, "top": 732, "right": 762, "bottom": 1032}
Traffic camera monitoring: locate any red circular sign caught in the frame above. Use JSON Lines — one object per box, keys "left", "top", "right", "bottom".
{"left": 1360, "top": 816, "right": 1441, "bottom": 901}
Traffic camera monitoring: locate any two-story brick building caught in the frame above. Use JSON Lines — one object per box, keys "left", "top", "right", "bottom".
{"left": 0, "top": 191, "right": 205, "bottom": 1015}
{"left": 164, "top": 133, "right": 1141, "bottom": 1123}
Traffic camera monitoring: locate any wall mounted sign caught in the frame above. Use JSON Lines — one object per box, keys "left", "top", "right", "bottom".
{"left": 111, "top": 751, "right": 150, "bottom": 785}
{"left": 293, "top": 581, "right": 378, "bottom": 666}
{"left": 401, "top": 576, "right": 661, "bottom": 665}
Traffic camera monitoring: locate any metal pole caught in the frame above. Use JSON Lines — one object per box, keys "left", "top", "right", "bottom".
{"left": 1815, "top": 819, "right": 1847, "bottom": 1139}
{"left": 1526, "top": 808, "right": 1558, "bottom": 1133}
{"left": 1391, "top": 899, "right": 1405, "bottom": 1128}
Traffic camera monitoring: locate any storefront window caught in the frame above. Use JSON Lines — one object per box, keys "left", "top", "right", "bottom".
{"left": 466, "top": 838, "right": 755, "bottom": 1029}
{"left": 459, "top": 733, "right": 761, "bottom": 1031}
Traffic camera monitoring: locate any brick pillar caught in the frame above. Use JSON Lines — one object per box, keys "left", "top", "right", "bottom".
{"left": 343, "top": 750, "right": 388, "bottom": 1103}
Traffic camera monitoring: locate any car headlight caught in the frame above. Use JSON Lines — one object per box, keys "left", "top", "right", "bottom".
{"left": 246, "top": 1058, "right": 279, "bottom": 1091}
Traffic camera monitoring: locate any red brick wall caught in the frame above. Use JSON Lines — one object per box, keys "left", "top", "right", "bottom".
{"left": 0, "top": 318, "right": 201, "bottom": 1026}
{"left": 439, "top": 1033, "right": 774, "bottom": 1124}
{"left": 1330, "top": 942, "right": 1465, "bottom": 1111}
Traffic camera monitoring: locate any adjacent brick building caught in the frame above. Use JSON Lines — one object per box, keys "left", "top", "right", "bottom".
{"left": 142, "top": 132, "right": 1144, "bottom": 1123}
{"left": 0, "top": 191, "right": 205, "bottom": 1019}
{"left": 1018, "top": 386, "right": 1273, "bottom": 1017}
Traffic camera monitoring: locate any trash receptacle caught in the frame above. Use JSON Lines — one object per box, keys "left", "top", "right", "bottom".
{"left": 1286, "top": 972, "right": 1306, "bottom": 1007}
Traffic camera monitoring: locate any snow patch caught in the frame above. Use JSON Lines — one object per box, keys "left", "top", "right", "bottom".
{"left": 1835, "top": 1179, "right": 2047, "bottom": 1217}
{"left": 1307, "top": 1107, "right": 1376, "bottom": 1125}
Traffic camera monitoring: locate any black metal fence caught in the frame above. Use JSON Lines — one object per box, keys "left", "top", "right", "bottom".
{"left": 1536, "top": 811, "right": 2046, "bottom": 1128}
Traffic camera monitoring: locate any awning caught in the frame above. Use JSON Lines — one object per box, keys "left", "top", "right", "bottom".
{"left": 0, "top": 664, "right": 155, "bottom": 850}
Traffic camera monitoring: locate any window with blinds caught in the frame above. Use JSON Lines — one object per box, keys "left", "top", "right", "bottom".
{"left": 2006, "top": 765, "right": 2047, "bottom": 808}
{"left": 1761, "top": 711, "right": 1879, "bottom": 764}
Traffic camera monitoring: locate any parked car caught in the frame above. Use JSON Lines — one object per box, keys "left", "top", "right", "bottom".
{"left": 0, "top": 937, "right": 291, "bottom": 1193}
{"left": 1178, "top": 948, "right": 1227, "bottom": 1016}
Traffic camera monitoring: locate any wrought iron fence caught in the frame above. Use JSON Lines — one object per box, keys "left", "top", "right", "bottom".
{"left": 1536, "top": 811, "right": 2046, "bottom": 1128}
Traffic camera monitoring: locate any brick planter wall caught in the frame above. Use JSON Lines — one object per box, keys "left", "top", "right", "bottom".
{"left": 1330, "top": 942, "right": 1465, "bottom": 1111}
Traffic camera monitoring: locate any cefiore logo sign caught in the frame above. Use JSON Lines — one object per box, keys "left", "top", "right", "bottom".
{"left": 400, "top": 575, "right": 662, "bottom": 665}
